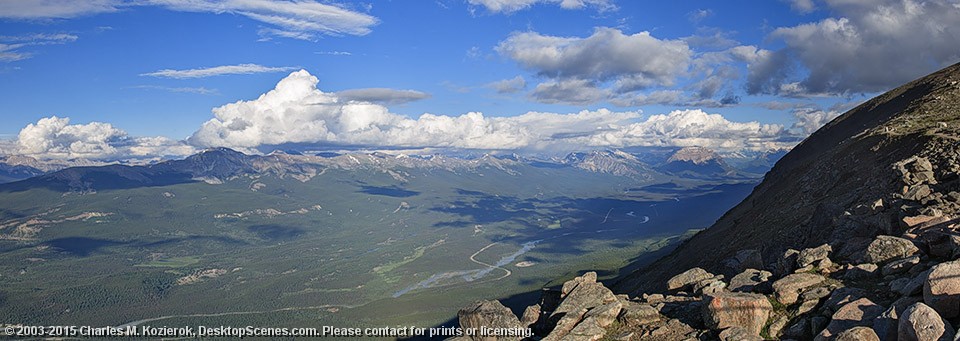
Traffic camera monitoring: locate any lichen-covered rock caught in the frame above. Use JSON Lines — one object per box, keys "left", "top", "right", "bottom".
{"left": 701, "top": 292, "right": 772, "bottom": 336}
{"left": 864, "top": 235, "right": 920, "bottom": 264}
{"left": 772, "top": 273, "right": 825, "bottom": 305}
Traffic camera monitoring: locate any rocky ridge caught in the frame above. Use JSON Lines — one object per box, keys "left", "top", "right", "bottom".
{"left": 451, "top": 63, "right": 960, "bottom": 339}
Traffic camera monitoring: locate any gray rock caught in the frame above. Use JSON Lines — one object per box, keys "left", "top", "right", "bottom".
{"left": 520, "top": 304, "right": 540, "bottom": 327}
{"left": 899, "top": 302, "right": 955, "bottom": 341}
{"left": 835, "top": 326, "right": 880, "bottom": 341}
{"left": 889, "top": 277, "right": 912, "bottom": 293}
{"left": 701, "top": 292, "right": 772, "bottom": 336}
{"left": 729, "top": 269, "right": 773, "bottom": 293}
{"left": 902, "top": 269, "right": 933, "bottom": 296}
{"left": 864, "top": 235, "right": 920, "bottom": 264}
{"left": 821, "top": 287, "right": 867, "bottom": 315}
{"left": 799, "top": 244, "right": 833, "bottom": 268}
{"left": 905, "top": 184, "right": 933, "bottom": 201}
{"left": 561, "top": 271, "right": 598, "bottom": 297}
{"left": 814, "top": 298, "right": 885, "bottom": 341}
{"left": 924, "top": 260, "right": 960, "bottom": 318}
{"left": 618, "top": 301, "right": 660, "bottom": 326}
{"left": 667, "top": 268, "right": 714, "bottom": 291}
{"left": 784, "top": 317, "right": 810, "bottom": 340}
{"left": 767, "top": 314, "right": 791, "bottom": 339}
{"left": 564, "top": 301, "right": 623, "bottom": 341}
{"left": 798, "top": 286, "right": 832, "bottom": 315}
{"left": 693, "top": 277, "right": 727, "bottom": 295}
{"left": 773, "top": 273, "right": 825, "bottom": 305}
{"left": 719, "top": 326, "right": 763, "bottom": 341}
{"left": 845, "top": 263, "right": 880, "bottom": 280}
{"left": 546, "top": 273, "right": 618, "bottom": 340}
{"left": 458, "top": 300, "right": 523, "bottom": 341}
{"left": 882, "top": 255, "right": 921, "bottom": 276}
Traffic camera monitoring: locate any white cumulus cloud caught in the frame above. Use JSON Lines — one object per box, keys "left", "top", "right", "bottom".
{"left": 15, "top": 116, "right": 195, "bottom": 160}
{"left": 497, "top": 28, "right": 691, "bottom": 88}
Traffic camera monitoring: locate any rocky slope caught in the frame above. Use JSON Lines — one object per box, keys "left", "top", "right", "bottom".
{"left": 452, "top": 62, "right": 960, "bottom": 340}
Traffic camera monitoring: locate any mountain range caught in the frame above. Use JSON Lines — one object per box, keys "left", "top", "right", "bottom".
{"left": 0, "top": 146, "right": 782, "bottom": 188}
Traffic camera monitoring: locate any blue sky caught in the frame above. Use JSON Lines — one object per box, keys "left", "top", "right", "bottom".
{"left": 1, "top": 0, "right": 958, "bottom": 160}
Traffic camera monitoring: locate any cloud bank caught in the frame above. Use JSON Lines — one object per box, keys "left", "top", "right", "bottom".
{"left": 188, "top": 70, "right": 790, "bottom": 152}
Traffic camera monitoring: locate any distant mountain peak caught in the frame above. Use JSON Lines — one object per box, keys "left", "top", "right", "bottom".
{"left": 666, "top": 146, "right": 723, "bottom": 165}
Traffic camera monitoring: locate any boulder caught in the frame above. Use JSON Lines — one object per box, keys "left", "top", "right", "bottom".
{"left": 546, "top": 273, "right": 618, "bottom": 340}
{"left": 520, "top": 304, "right": 540, "bottom": 327}
{"left": 553, "top": 275, "right": 617, "bottom": 318}
{"left": 814, "top": 298, "right": 885, "bottom": 341}
{"left": 864, "top": 235, "right": 920, "bottom": 264}
{"left": 798, "top": 287, "right": 832, "bottom": 315}
{"left": 701, "top": 292, "right": 772, "bottom": 336}
{"left": 798, "top": 244, "right": 833, "bottom": 268}
{"left": 835, "top": 326, "right": 880, "bottom": 341}
{"left": 821, "top": 287, "right": 866, "bottom": 315}
{"left": 904, "top": 184, "right": 933, "bottom": 201}
{"left": 767, "top": 314, "right": 790, "bottom": 339}
{"left": 898, "top": 302, "right": 955, "bottom": 341}
{"left": 458, "top": 300, "right": 523, "bottom": 341}
{"left": 772, "top": 273, "right": 825, "bottom": 305}
{"left": 618, "top": 301, "right": 660, "bottom": 326}
{"left": 924, "top": 260, "right": 960, "bottom": 318}
{"left": 564, "top": 301, "right": 622, "bottom": 341}
{"left": 667, "top": 268, "right": 714, "bottom": 291}
{"left": 844, "top": 263, "right": 880, "bottom": 280}
{"left": 561, "top": 272, "right": 598, "bottom": 297}
{"left": 718, "top": 326, "right": 763, "bottom": 341}
{"left": 692, "top": 276, "right": 727, "bottom": 295}
{"left": 901, "top": 269, "right": 933, "bottom": 296}
{"left": 543, "top": 308, "right": 587, "bottom": 341}
{"left": 729, "top": 269, "right": 773, "bottom": 293}
{"left": 882, "top": 255, "right": 920, "bottom": 276}
{"left": 889, "top": 278, "right": 912, "bottom": 293}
